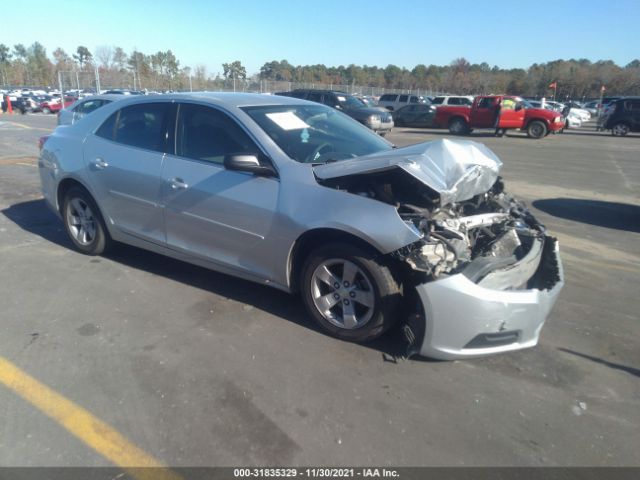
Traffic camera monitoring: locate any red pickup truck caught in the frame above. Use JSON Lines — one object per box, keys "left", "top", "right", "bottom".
{"left": 434, "top": 95, "right": 564, "bottom": 139}
{"left": 39, "top": 96, "right": 76, "bottom": 114}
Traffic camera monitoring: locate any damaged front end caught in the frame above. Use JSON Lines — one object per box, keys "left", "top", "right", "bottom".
{"left": 315, "top": 139, "right": 564, "bottom": 360}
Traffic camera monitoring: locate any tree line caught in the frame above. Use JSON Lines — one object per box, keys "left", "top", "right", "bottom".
{"left": 1, "top": 42, "right": 639, "bottom": 99}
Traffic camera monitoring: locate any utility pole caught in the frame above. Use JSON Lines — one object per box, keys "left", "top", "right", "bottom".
{"left": 58, "top": 71, "right": 64, "bottom": 103}
{"left": 95, "top": 66, "right": 101, "bottom": 94}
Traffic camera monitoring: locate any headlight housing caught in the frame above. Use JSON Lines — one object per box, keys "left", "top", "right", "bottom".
{"left": 368, "top": 114, "right": 381, "bottom": 124}
{"left": 553, "top": 116, "right": 562, "bottom": 123}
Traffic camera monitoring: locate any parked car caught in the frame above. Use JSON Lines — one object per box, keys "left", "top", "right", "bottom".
{"left": 57, "top": 94, "right": 126, "bottom": 126}
{"left": 564, "top": 112, "right": 583, "bottom": 129}
{"left": 40, "top": 96, "right": 76, "bottom": 114}
{"left": 103, "top": 89, "right": 144, "bottom": 95}
{"left": 602, "top": 97, "right": 640, "bottom": 136}
{"left": 392, "top": 103, "right": 437, "bottom": 127}
{"left": 528, "top": 100, "right": 588, "bottom": 125}
{"left": 1, "top": 96, "right": 34, "bottom": 114}
{"left": 377, "top": 93, "right": 427, "bottom": 111}
{"left": 431, "top": 96, "right": 475, "bottom": 107}
{"left": 275, "top": 89, "right": 393, "bottom": 135}
{"left": 582, "top": 100, "right": 599, "bottom": 116}
{"left": 38, "top": 93, "right": 563, "bottom": 360}
{"left": 434, "top": 95, "right": 564, "bottom": 138}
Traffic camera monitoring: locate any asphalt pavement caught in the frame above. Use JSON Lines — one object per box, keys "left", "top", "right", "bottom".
{"left": 0, "top": 113, "right": 638, "bottom": 469}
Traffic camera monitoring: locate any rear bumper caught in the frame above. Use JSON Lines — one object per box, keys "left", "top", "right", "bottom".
{"left": 369, "top": 120, "right": 394, "bottom": 133}
{"left": 412, "top": 237, "right": 564, "bottom": 360}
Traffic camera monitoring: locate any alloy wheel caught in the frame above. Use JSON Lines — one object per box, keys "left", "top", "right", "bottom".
{"left": 66, "top": 198, "right": 97, "bottom": 246}
{"left": 310, "top": 259, "right": 375, "bottom": 330}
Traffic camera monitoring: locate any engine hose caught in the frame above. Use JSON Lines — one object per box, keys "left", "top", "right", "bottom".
{"left": 429, "top": 232, "right": 459, "bottom": 261}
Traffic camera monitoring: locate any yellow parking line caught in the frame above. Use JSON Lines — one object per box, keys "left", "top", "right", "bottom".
{"left": 0, "top": 121, "right": 53, "bottom": 132}
{"left": 0, "top": 356, "right": 182, "bottom": 480}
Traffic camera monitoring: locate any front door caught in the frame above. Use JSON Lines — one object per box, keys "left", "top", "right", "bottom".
{"left": 471, "top": 97, "right": 497, "bottom": 128}
{"left": 498, "top": 97, "right": 526, "bottom": 129}
{"left": 161, "top": 103, "right": 279, "bottom": 279}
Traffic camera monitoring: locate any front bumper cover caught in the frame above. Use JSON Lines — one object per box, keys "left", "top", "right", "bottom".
{"left": 410, "top": 237, "right": 564, "bottom": 360}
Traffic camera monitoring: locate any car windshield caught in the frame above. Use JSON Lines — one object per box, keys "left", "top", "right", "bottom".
{"left": 241, "top": 104, "right": 392, "bottom": 164}
{"left": 337, "top": 94, "right": 366, "bottom": 108}
{"left": 517, "top": 98, "right": 534, "bottom": 109}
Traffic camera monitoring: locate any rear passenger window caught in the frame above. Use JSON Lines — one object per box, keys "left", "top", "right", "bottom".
{"left": 95, "top": 111, "right": 118, "bottom": 140}
{"left": 624, "top": 101, "right": 640, "bottom": 111}
{"left": 432, "top": 97, "right": 444, "bottom": 104}
{"left": 112, "top": 103, "right": 170, "bottom": 152}
{"left": 307, "top": 92, "right": 323, "bottom": 103}
{"left": 399, "top": 95, "right": 408, "bottom": 102}
{"left": 177, "top": 103, "right": 258, "bottom": 165}
{"left": 410, "top": 96, "right": 419, "bottom": 103}
{"left": 449, "top": 98, "right": 460, "bottom": 105}
{"left": 461, "top": 98, "right": 473, "bottom": 105}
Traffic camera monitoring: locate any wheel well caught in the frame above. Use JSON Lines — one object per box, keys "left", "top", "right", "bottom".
{"left": 448, "top": 116, "right": 467, "bottom": 127}
{"left": 288, "top": 228, "right": 382, "bottom": 293}
{"left": 526, "top": 118, "right": 549, "bottom": 129}
{"left": 56, "top": 178, "right": 89, "bottom": 214}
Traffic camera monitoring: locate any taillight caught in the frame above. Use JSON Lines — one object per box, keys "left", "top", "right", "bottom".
{"left": 38, "top": 136, "right": 50, "bottom": 150}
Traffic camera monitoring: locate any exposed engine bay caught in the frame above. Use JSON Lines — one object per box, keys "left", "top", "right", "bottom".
{"left": 318, "top": 168, "right": 552, "bottom": 289}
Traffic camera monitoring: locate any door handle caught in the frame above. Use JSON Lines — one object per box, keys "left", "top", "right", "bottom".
{"left": 93, "top": 158, "right": 109, "bottom": 169}
{"left": 170, "top": 177, "right": 189, "bottom": 190}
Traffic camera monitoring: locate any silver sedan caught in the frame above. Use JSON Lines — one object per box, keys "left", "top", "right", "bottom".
{"left": 56, "top": 94, "right": 126, "bottom": 126}
{"left": 39, "top": 93, "right": 564, "bottom": 359}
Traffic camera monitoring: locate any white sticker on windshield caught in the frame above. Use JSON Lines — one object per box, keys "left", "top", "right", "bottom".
{"left": 337, "top": 96, "right": 346, "bottom": 101}
{"left": 266, "top": 111, "right": 310, "bottom": 130}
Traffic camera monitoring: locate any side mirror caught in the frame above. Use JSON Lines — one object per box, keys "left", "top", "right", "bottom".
{"left": 224, "top": 154, "right": 277, "bottom": 177}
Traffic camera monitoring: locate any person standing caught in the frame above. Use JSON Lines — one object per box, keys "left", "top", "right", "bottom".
{"left": 493, "top": 98, "right": 504, "bottom": 136}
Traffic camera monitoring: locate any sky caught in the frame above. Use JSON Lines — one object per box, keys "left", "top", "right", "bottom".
{"left": 2, "top": 0, "right": 639, "bottom": 75}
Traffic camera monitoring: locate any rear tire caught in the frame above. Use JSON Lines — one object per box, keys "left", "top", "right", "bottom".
{"left": 449, "top": 117, "right": 469, "bottom": 135}
{"left": 62, "top": 187, "right": 112, "bottom": 255}
{"left": 527, "top": 120, "right": 547, "bottom": 139}
{"left": 611, "top": 123, "right": 630, "bottom": 136}
{"left": 42, "top": 107, "right": 51, "bottom": 114}
{"left": 300, "top": 242, "right": 401, "bottom": 343}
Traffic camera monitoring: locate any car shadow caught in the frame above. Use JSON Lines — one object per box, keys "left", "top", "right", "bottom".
{"left": 532, "top": 198, "right": 640, "bottom": 233}
{"left": 558, "top": 348, "right": 640, "bottom": 378}
{"left": 398, "top": 128, "right": 535, "bottom": 140}
{"left": 559, "top": 130, "right": 627, "bottom": 138}
{"left": 2, "top": 199, "right": 410, "bottom": 359}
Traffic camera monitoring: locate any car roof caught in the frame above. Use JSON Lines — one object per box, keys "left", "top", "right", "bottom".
{"left": 129, "top": 92, "right": 315, "bottom": 107}
{"left": 79, "top": 94, "right": 129, "bottom": 102}
{"left": 70, "top": 92, "right": 325, "bottom": 122}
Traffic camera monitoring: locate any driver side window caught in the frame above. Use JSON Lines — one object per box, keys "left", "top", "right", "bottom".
{"left": 176, "top": 103, "right": 259, "bottom": 165}
{"left": 477, "top": 98, "right": 494, "bottom": 109}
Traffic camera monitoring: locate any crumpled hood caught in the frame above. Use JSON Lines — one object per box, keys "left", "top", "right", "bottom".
{"left": 313, "top": 138, "right": 503, "bottom": 205}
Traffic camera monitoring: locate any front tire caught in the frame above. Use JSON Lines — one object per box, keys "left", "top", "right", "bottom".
{"left": 62, "top": 187, "right": 112, "bottom": 255}
{"left": 301, "top": 243, "right": 401, "bottom": 343}
{"left": 611, "top": 123, "right": 630, "bottom": 136}
{"left": 527, "top": 120, "right": 547, "bottom": 139}
{"left": 42, "top": 107, "right": 51, "bottom": 114}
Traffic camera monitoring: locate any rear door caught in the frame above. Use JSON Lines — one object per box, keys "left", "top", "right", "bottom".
{"left": 83, "top": 101, "right": 171, "bottom": 243}
{"left": 161, "top": 102, "right": 279, "bottom": 279}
